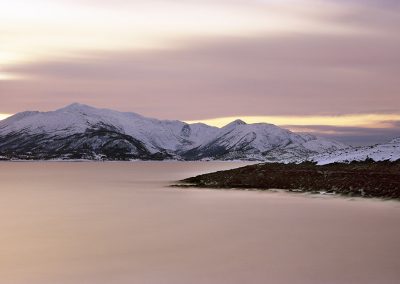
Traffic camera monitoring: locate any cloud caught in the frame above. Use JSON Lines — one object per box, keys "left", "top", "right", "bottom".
{"left": 0, "top": 0, "right": 399, "bottom": 145}
{"left": 186, "top": 114, "right": 400, "bottom": 128}
{"left": 1, "top": 0, "right": 355, "bottom": 70}
{"left": 285, "top": 123, "right": 400, "bottom": 146}
{"left": 2, "top": 32, "right": 399, "bottom": 118}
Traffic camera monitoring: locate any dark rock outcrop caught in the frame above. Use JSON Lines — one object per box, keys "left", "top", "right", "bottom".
{"left": 179, "top": 160, "right": 400, "bottom": 199}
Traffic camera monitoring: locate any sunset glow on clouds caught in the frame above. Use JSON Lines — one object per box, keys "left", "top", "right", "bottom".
{"left": 1, "top": 0, "right": 399, "bottom": 144}
{"left": 0, "top": 0, "right": 358, "bottom": 70}
{"left": 186, "top": 114, "right": 400, "bottom": 129}
{"left": 0, "top": 114, "right": 11, "bottom": 120}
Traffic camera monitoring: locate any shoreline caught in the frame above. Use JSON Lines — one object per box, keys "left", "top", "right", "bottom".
{"left": 172, "top": 184, "right": 400, "bottom": 202}
{"left": 177, "top": 161, "right": 400, "bottom": 199}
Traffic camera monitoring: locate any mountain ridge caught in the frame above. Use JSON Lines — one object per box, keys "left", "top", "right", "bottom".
{"left": 0, "top": 103, "right": 348, "bottom": 161}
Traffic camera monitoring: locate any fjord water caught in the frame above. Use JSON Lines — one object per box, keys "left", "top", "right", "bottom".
{"left": 0, "top": 162, "right": 399, "bottom": 284}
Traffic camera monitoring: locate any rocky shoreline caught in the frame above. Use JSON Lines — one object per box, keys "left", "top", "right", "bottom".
{"left": 178, "top": 160, "right": 400, "bottom": 199}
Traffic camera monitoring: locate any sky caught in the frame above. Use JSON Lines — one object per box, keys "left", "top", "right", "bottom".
{"left": 0, "top": 0, "right": 399, "bottom": 145}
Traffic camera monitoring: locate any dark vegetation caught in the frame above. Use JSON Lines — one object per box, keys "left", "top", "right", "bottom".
{"left": 178, "top": 159, "right": 400, "bottom": 199}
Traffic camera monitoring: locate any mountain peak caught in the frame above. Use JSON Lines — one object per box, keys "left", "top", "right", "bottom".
{"left": 224, "top": 119, "right": 247, "bottom": 128}
{"left": 58, "top": 103, "right": 95, "bottom": 112}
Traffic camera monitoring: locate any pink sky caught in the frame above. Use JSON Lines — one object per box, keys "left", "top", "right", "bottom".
{"left": 0, "top": 0, "right": 399, "bottom": 144}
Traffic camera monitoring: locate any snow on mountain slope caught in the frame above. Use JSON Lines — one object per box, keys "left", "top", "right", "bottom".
{"left": 0, "top": 103, "right": 348, "bottom": 161}
{"left": 0, "top": 103, "right": 187, "bottom": 153}
{"left": 309, "top": 138, "right": 400, "bottom": 165}
{"left": 181, "top": 120, "right": 347, "bottom": 161}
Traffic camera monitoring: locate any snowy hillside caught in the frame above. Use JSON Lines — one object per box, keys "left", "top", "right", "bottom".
{"left": 181, "top": 119, "right": 346, "bottom": 162}
{"left": 309, "top": 138, "right": 400, "bottom": 165}
{"left": 0, "top": 103, "right": 347, "bottom": 161}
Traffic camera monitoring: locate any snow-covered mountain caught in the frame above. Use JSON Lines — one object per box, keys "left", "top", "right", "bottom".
{"left": 0, "top": 103, "right": 347, "bottom": 161}
{"left": 309, "top": 138, "right": 400, "bottom": 165}
{"left": 181, "top": 119, "right": 346, "bottom": 161}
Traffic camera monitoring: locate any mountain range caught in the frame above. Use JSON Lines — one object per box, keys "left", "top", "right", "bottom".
{"left": 0, "top": 103, "right": 348, "bottom": 161}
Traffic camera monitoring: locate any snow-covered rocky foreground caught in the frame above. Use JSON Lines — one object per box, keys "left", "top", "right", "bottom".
{"left": 0, "top": 103, "right": 346, "bottom": 161}
{"left": 310, "top": 138, "right": 400, "bottom": 165}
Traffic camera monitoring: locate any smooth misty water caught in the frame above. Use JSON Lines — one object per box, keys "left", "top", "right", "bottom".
{"left": 0, "top": 162, "right": 399, "bottom": 284}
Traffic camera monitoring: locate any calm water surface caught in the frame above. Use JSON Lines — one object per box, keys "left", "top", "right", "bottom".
{"left": 0, "top": 162, "right": 399, "bottom": 284}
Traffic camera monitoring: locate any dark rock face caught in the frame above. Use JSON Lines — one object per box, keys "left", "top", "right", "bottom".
{"left": 181, "top": 131, "right": 261, "bottom": 160}
{"left": 180, "top": 160, "right": 400, "bottom": 199}
{"left": 0, "top": 127, "right": 172, "bottom": 161}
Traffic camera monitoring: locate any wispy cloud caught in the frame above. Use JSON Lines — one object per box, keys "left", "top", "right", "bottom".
{"left": 2, "top": 33, "right": 399, "bottom": 118}
{"left": 186, "top": 114, "right": 400, "bottom": 129}
{"left": 0, "top": 0, "right": 356, "bottom": 73}
{"left": 1, "top": 0, "right": 399, "bottom": 145}
{"left": 285, "top": 122, "right": 400, "bottom": 146}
